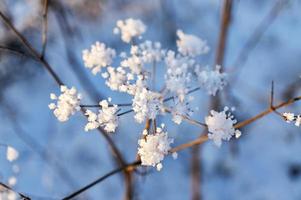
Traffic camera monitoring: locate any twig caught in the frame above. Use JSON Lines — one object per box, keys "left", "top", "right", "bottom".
{"left": 80, "top": 103, "right": 132, "bottom": 108}
{"left": 230, "top": 0, "right": 289, "bottom": 81}
{"left": 62, "top": 160, "right": 141, "bottom": 200}
{"left": 215, "top": 0, "right": 232, "bottom": 67}
{"left": 41, "top": 0, "right": 49, "bottom": 58}
{"left": 164, "top": 107, "right": 207, "bottom": 128}
{"left": 0, "top": 45, "right": 37, "bottom": 60}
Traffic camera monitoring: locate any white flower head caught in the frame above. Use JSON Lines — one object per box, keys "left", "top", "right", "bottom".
{"left": 138, "top": 126, "right": 173, "bottom": 171}
{"left": 114, "top": 18, "right": 146, "bottom": 43}
{"left": 85, "top": 99, "right": 119, "bottom": 133}
{"left": 132, "top": 87, "right": 164, "bottom": 123}
{"left": 205, "top": 107, "right": 241, "bottom": 147}
{"left": 49, "top": 86, "right": 81, "bottom": 122}
{"left": 283, "top": 112, "right": 295, "bottom": 122}
{"left": 6, "top": 146, "right": 19, "bottom": 162}
{"left": 82, "top": 42, "right": 116, "bottom": 75}
{"left": 165, "top": 50, "right": 195, "bottom": 100}
{"left": 195, "top": 65, "right": 227, "bottom": 96}
{"left": 176, "top": 30, "right": 209, "bottom": 57}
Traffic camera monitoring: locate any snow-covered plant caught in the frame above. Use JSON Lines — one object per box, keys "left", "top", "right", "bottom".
{"left": 138, "top": 124, "right": 173, "bottom": 171}
{"left": 48, "top": 85, "right": 82, "bottom": 122}
{"left": 113, "top": 18, "right": 146, "bottom": 43}
{"left": 176, "top": 30, "right": 209, "bottom": 57}
{"left": 85, "top": 99, "right": 119, "bottom": 132}
{"left": 82, "top": 42, "right": 116, "bottom": 75}
{"left": 282, "top": 112, "right": 301, "bottom": 127}
{"left": 205, "top": 107, "right": 241, "bottom": 147}
{"left": 195, "top": 65, "right": 227, "bottom": 96}
{"left": 49, "top": 18, "right": 236, "bottom": 170}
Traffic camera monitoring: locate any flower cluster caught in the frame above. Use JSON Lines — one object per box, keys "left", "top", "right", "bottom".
{"left": 49, "top": 18, "right": 236, "bottom": 171}
{"left": 49, "top": 86, "right": 82, "bottom": 122}
{"left": 205, "top": 107, "right": 241, "bottom": 147}
{"left": 138, "top": 125, "right": 173, "bottom": 171}
{"left": 113, "top": 18, "right": 146, "bottom": 43}
{"left": 132, "top": 87, "right": 164, "bottom": 123}
{"left": 85, "top": 99, "right": 119, "bottom": 132}
{"left": 82, "top": 42, "right": 116, "bottom": 75}
{"left": 282, "top": 112, "right": 301, "bottom": 127}
{"left": 176, "top": 30, "right": 209, "bottom": 57}
{"left": 195, "top": 65, "right": 227, "bottom": 96}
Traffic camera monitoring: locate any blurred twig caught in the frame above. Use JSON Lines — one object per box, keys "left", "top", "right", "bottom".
{"left": 41, "top": 0, "right": 49, "bottom": 59}
{"left": 0, "top": 182, "right": 30, "bottom": 200}
{"left": 230, "top": 0, "right": 289, "bottom": 83}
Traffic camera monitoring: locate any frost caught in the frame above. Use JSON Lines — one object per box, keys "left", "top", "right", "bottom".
{"left": 138, "top": 125, "right": 173, "bottom": 170}
{"left": 176, "top": 30, "right": 209, "bottom": 57}
{"left": 195, "top": 65, "right": 227, "bottom": 96}
{"left": 205, "top": 107, "right": 241, "bottom": 147}
{"left": 82, "top": 42, "right": 116, "bottom": 75}
{"left": 49, "top": 86, "right": 81, "bottom": 122}
{"left": 114, "top": 18, "right": 146, "bottom": 43}
{"left": 85, "top": 99, "right": 119, "bottom": 132}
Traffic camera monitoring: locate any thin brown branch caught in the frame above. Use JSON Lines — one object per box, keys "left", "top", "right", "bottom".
{"left": 214, "top": 0, "right": 232, "bottom": 67}
{"left": 270, "top": 81, "right": 275, "bottom": 108}
{"left": 164, "top": 107, "right": 207, "bottom": 128}
{"left": 41, "top": 0, "right": 49, "bottom": 58}
{"left": 62, "top": 160, "right": 141, "bottom": 200}
{"left": 191, "top": 145, "right": 201, "bottom": 200}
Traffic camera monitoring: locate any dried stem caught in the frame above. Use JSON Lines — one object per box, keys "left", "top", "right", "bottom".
{"left": 62, "top": 160, "right": 141, "bottom": 200}
{"left": 41, "top": 0, "right": 49, "bottom": 58}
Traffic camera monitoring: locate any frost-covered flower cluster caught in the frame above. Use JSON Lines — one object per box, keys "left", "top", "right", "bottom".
{"left": 48, "top": 18, "right": 236, "bottom": 171}
{"left": 282, "top": 112, "right": 301, "bottom": 127}
{"left": 48, "top": 86, "right": 82, "bottom": 122}
{"left": 113, "top": 18, "right": 146, "bottom": 43}
{"left": 85, "top": 99, "right": 119, "bottom": 132}
{"left": 132, "top": 87, "right": 164, "bottom": 123}
{"left": 82, "top": 42, "right": 116, "bottom": 75}
{"left": 138, "top": 125, "right": 173, "bottom": 171}
{"left": 176, "top": 30, "right": 209, "bottom": 57}
{"left": 205, "top": 107, "right": 241, "bottom": 147}
{"left": 195, "top": 65, "right": 227, "bottom": 96}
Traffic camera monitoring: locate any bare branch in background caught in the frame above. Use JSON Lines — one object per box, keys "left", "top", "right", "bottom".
{"left": 41, "top": 0, "right": 49, "bottom": 59}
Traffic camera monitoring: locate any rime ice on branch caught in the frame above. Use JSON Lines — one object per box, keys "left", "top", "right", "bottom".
{"left": 85, "top": 99, "right": 119, "bottom": 132}
{"left": 138, "top": 125, "right": 173, "bottom": 171}
{"left": 49, "top": 86, "right": 81, "bottom": 122}
{"left": 205, "top": 107, "right": 241, "bottom": 147}
{"left": 282, "top": 112, "right": 301, "bottom": 127}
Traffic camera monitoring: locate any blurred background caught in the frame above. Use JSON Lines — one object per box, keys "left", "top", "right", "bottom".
{"left": 0, "top": 0, "right": 301, "bottom": 199}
